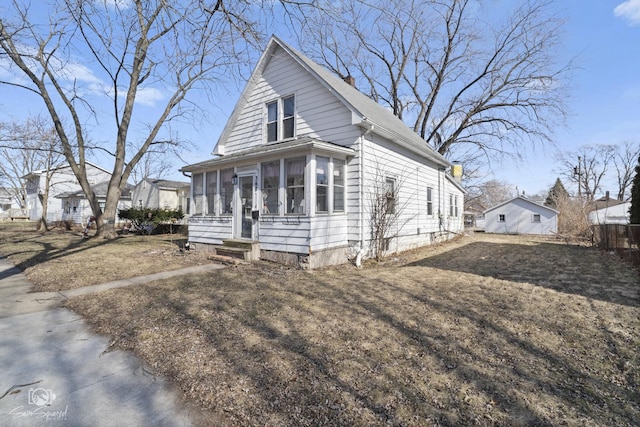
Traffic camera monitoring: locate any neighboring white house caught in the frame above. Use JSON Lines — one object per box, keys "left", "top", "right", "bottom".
{"left": 180, "top": 36, "right": 465, "bottom": 268}
{"left": 57, "top": 181, "right": 133, "bottom": 226}
{"left": 131, "top": 178, "right": 190, "bottom": 214}
{"left": 0, "top": 187, "right": 26, "bottom": 220}
{"left": 589, "top": 202, "right": 630, "bottom": 225}
{"left": 483, "top": 195, "right": 558, "bottom": 235}
{"left": 23, "top": 163, "right": 112, "bottom": 223}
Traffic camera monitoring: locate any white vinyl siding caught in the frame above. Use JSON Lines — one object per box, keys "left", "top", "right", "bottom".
{"left": 484, "top": 197, "right": 558, "bottom": 235}
{"left": 223, "top": 46, "right": 355, "bottom": 155}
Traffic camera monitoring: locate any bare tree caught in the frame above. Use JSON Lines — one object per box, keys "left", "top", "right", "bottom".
{"left": 558, "top": 145, "right": 617, "bottom": 201}
{"left": 612, "top": 141, "right": 640, "bottom": 201}
{"left": 465, "top": 179, "right": 516, "bottom": 208}
{"left": 0, "top": 0, "right": 314, "bottom": 237}
{"left": 0, "top": 116, "right": 66, "bottom": 229}
{"left": 300, "top": 0, "right": 569, "bottom": 164}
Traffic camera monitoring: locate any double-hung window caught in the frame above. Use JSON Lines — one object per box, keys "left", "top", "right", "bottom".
{"left": 266, "top": 101, "right": 278, "bottom": 142}
{"left": 333, "top": 159, "right": 345, "bottom": 212}
{"left": 316, "top": 156, "right": 329, "bottom": 213}
{"left": 266, "top": 95, "right": 295, "bottom": 142}
{"left": 193, "top": 173, "right": 203, "bottom": 215}
{"left": 454, "top": 195, "right": 459, "bottom": 217}
{"left": 261, "top": 161, "right": 280, "bottom": 214}
{"left": 286, "top": 157, "right": 305, "bottom": 214}
{"left": 449, "top": 194, "right": 454, "bottom": 217}
{"left": 206, "top": 171, "right": 217, "bottom": 215}
{"left": 385, "top": 178, "right": 396, "bottom": 215}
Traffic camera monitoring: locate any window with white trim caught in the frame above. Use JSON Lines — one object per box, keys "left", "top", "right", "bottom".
{"left": 498, "top": 214, "right": 506, "bottom": 222}
{"left": 333, "top": 159, "right": 345, "bottom": 212}
{"left": 454, "top": 195, "right": 459, "bottom": 217}
{"left": 532, "top": 214, "right": 541, "bottom": 223}
{"left": 385, "top": 178, "right": 396, "bottom": 215}
{"left": 266, "top": 95, "right": 295, "bottom": 142}
{"left": 220, "top": 168, "right": 234, "bottom": 215}
{"left": 427, "top": 187, "right": 433, "bottom": 215}
{"left": 206, "top": 171, "right": 217, "bottom": 216}
{"left": 316, "top": 156, "right": 329, "bottom": 213}
{"left": 193, "top": 173, "right": 203, "bottom": 215}
{"left": 449, "top": 193, "right": 454, "bottom": 217}
{"left": 261, "top": 161, "right": 279, "bottom": 214}
{"left": 286, "top": 157, "right": 305, "bottom": 214}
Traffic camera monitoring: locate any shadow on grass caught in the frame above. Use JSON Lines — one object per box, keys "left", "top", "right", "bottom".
{"left": 404, "top": 241, "right": 640, "bottom": 308}
{"left": 98, "top": 262, "right": 638, "bottom": 426}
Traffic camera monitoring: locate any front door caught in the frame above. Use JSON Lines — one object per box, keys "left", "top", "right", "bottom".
{"left": 238, "top": 175, "right": 254, "bottom": 239}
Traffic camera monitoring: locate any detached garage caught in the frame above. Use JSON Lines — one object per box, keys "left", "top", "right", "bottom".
{"left": 483, "top": 195, "right": 558, "bottom": 235}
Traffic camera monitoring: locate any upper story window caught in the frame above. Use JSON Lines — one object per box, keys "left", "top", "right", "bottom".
{"left": 498, "top": 214, "right": 506, "bottom": 222}
{"left": 266, "top": 95, "right": 295, "bottom": 142}
{"left": 532, "top": 214, "right": 541, "bottom": 223}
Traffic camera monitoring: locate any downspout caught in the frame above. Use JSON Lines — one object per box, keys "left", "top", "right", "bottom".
{"left": 356, "top": 119, "right": 374, "bottom": 268}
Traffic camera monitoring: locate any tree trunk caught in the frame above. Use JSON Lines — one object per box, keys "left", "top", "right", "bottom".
{"left": 37, "top": 192, "right": 49, "bottom": 231}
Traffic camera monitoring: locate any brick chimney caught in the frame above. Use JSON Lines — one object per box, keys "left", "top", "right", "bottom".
{"left": 343, "top": 75, "right": 355, "bottom": 87}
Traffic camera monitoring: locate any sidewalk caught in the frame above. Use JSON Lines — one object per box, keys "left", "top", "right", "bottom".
{"left": 0, "top": 256, "right": 224, "bottom": 426}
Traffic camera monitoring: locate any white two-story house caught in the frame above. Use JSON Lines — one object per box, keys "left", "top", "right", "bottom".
{"left": 180, "top": 36, "right": 465, "bottom": 268}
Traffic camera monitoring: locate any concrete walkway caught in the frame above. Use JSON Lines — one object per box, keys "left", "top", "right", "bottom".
{"left": 0, "top": 257, "right": 225, "bottom": 426}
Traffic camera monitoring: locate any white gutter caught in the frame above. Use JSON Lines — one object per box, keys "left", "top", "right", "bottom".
{"left": 356, "top": 121, "right": 375, "bottom": 268}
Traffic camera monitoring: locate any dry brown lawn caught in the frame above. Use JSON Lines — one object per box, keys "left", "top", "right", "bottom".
{"left": 1, "top": 222, "right": 639, "bottom": 426}
{"left": 0, "top": 221, "right": 210, "bottom": 291}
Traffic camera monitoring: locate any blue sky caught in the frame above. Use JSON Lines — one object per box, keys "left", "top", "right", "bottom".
{"left": 493, "top": 0, "right": 640, "bottom": 196}
{"left": 1, "top": 1, "right": 639, "bottom": 199}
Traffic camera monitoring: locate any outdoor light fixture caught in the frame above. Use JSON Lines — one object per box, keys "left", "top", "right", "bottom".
{"left": 231, "top": 174, "right": 238, "bottom": 185}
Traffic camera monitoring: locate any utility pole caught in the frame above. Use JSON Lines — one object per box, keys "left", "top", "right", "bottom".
{"left": 573, "top": 156, "right": 582, "bottom": 197}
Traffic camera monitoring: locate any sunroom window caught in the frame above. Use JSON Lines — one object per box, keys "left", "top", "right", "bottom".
{"left": 193, "top": 173, "right": 203, "bottom": 215}
{"left": 206, "top": 171, "right": 217, "bottom": 215}
{"left": 286, "top": 157, "right": 305, "bottom": 214}
{"left": 220, "top": 168, "right": 234, "bottom": 214}
{"left": 262, "top": 161, "right": 280, "bottom": 214}
{"left": 316, "top": 156, "right": 329, "bottom": 213}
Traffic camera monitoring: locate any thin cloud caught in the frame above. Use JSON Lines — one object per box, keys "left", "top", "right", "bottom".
{"left": 614, "top": 0, "right": 640, "bottom": 25}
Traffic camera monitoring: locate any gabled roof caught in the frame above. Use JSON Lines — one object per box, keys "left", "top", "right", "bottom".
{"left": 212, "top": 35, "right": 450, "bottom": 168}
{"left": 56, "top": 181, "right": 132, "bottom": 199}
{"left": 22, "top": 162, "right": 111, "bottom": 179}
{"left": 484, "top": 195, "right": 558, "bottom": 214}
{"left": 138, "top": 178, "right": 190, "bottom": 190}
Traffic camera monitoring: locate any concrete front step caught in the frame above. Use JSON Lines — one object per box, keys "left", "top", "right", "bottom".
{"left": 214, "top": 245, "right": 251, "bottom": 261}
{"left": 219, "top": 239, "right": 260, "bottom": 261}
